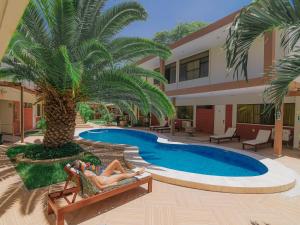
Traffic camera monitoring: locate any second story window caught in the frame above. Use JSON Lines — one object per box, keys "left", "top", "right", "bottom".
{"left": 165, "top": 63, "right": 176, "bottom": 84}
{"left": 179, "top": 51, "right": 209, "bottom": 82}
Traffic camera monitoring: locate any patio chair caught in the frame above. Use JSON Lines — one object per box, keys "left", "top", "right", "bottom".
{"left": 271, "top": 128, "right": 292, "bottom": 147}
{"left": 48, "top": 164, "right": 152, "bottom": 225}
{"left": 209, "top": 127, "right": 239, "bottom": 144}
{"left": 242, "top": 129, "right": 271, "bottom": 151}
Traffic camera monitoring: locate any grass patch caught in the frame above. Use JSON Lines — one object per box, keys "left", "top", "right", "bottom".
{"left": 14, "top": 153, "right": 101, "bottom": 190}
{"left": 7, "top": 142, "right": 83, "bottom": 160}
{"left": 7, "top": 143, "right": 100, "bottom": 189}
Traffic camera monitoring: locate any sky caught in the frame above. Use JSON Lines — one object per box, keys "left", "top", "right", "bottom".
{"left": 108, "top": 0, "right": 252, "bottom": 39}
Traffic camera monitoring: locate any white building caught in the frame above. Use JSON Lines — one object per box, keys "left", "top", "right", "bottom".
{"left": 138, "top": 11, "right": 300, "bottom": 152}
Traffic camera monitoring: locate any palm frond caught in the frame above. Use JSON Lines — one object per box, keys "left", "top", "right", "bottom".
{"left": 1, "top": 0, "right": 175, "bottom": 125}
{"left": 94, "top": 1, "right": 147, "bottom": 41}
{"left": 111, "top": 37, "right": 171, "bottom": 62}
{"left": 264, "top": 49, "right": 300, "bottom": 110}
{"left": 59, "top": 46, "right": 82, "bottom": 91}
{"left": 75, "top": 0, "right": 106, "bottom": 42}
{"left": 21, "top": 0, "right": 53, "bottom": 47}
{"left": 52, "top": 0, "right": 76, "bottom": 47}
{"left": 117, "top": 65, "right": 167, "bottom": 83}
{"left": 226, "top": 0, "right": 300, "bottom": 80}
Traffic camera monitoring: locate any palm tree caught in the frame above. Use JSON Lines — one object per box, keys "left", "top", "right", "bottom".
{"left": 0, "top": 0, "right": 175, "bottom": 148}
{"left": 225, "top": 0, "right": 300, "bottom": 112}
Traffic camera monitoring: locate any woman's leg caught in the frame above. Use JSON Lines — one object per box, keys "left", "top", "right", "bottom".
{"left": 101, "top": 160, "right": 126, "bottom": 176}
{"left": 104, "top": 172, "right": 137, "bottom": 185}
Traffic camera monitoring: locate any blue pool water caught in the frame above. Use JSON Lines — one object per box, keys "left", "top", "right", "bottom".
{"left": 79, "top": 129, "right": 268, "bottom": 177}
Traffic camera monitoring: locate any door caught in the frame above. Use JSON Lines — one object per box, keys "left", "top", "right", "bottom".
{"left": 24, "top": 107, "right": 33, "bottom": 131}
{"left": 214, "top": 105, "right": 225, "bottom": 134}
{"left": 196, "top": 106, "right": 214, "bottom": 134}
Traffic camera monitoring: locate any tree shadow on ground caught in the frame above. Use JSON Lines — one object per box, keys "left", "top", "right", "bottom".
{"left": 64, "top": 186, "right": 149, "bottom": 225}
{"left": 0, "top": 146, "right": 54, "bottom": 225}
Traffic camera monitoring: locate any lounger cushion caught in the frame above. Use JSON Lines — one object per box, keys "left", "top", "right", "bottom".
{"left": 243, "top": 140, "right": 264, "bottom": 145}
{"left": 210, "top": 128, "right": 236, "bottom": 139}
{"left": 242, "top": 130, "right": 271, "bottom": 145}
{"left": 255, "top": 130, "right": 271, "bottom": 143}
{"left": 225, "top": 128, "right": 236, "bottom": 137}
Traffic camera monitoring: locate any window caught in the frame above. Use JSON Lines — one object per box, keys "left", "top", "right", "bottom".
{"left": 237, "top": 104, "right": 295, "bottom": 126}
{"left": 37, "top": 104, "right": 41, "bottom": 117}
{"left": 177, "top": 106, "right": 193, "bottom": 120}
{"left": 179, "top": 51, "right": 209, "bottom": 81}
{"left": 283, "top": 103, "right": 295, "bottom": 126}
{"left": 165, "top": 63, "right": 176, "bottom": 84}
{"left": 24, "top": 103, "right": 33, "bottom": 108}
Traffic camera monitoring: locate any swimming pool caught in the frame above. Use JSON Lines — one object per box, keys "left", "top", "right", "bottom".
{"left": 79, "top": 128, "right": 268, "bottom": 177}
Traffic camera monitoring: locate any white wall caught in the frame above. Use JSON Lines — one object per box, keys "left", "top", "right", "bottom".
{"left": 0, "top": 86, "right": 37, "bottom": 103}
{"left": 140, "top": 39, "right": 265, "bottom": 92}
{"left": 214, "top": 105, "right": 225, "bottom": 134}
{"left": 0, "top": 100, "right": 13, "bottom": 133}
{"left": 175, "top": 91, "right": 295, "bottom": 107}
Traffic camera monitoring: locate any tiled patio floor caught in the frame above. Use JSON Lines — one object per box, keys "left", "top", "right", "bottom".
{"left": 1, "top": 129, "right": 300, "bottom": 225}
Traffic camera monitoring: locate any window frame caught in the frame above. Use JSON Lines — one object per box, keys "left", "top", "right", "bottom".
{"left": 165, "top": 63, "right": 176, "bottom": 84}
{"left": 176, "top": 106, "right": 194, "bottom": 120}
{"left": 179, "top": 51, "right": 209, "bottom": 82}
{"left": 237, "top": 103, "right": 295, "bottom": 126}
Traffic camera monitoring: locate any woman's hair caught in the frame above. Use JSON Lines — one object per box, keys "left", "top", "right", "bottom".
{"left": 71, "top": 160, "right": 83, "bottom": 171}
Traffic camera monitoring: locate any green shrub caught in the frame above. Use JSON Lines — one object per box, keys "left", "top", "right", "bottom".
{"left": 7, "top": 142, "right": 83, "bottom": 160}
{"left": 77, "top": 103, "right": 94, "bottom": 123}
{"left": 15, "top": 153, "right": 101, "bottom": 189}
{"left": 36, "top": 118, "right": 47, "bottom": 133}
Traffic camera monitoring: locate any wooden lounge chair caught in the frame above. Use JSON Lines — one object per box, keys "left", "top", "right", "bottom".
{"left": 150, "top": 125, "right": 166, "bottom": 131}
{"left": 242, "top": 129, "right": 271, "bottom": 151}
{"left": 150, "top": 121, "right": 169, "bottom": 131}
{"left": 48, "top": 164, "right": 152, "bottom": 225}
{"left": 209, "top": 127, "right": 239, "bottom": 144}
{"left": 155, "top": 126, "right": 171, "bottom": 133}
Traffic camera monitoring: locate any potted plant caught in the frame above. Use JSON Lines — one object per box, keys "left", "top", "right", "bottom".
{"left": 119, "top": 115, "right": 128, "bottom": 127}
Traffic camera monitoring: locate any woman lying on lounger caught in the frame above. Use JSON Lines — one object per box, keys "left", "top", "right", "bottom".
{"left": 72, "top": 160, "right": 145, "bottom": 190}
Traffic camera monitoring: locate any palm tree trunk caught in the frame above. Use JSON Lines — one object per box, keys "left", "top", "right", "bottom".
{"left": 43, "top": 92, "right": 76, "bottom": 148}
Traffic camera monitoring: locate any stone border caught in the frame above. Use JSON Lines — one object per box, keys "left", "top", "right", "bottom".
{"left": 78, "top": 128, "right": 297, "bottom": 194}
{"left": 15, "top": 152, "right": 85, "bottom": 164}
{"left": 74, "top": 138, "right": 128, "bottom": 151}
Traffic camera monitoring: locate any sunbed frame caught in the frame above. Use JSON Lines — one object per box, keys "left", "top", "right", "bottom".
{"left": 209, "top": 135, "right": 240, "bottom": 144}
{"left": 155, "top": 127, "right": 171, "bottom": 133}
{"left": 149, "top": 125, "right": 166, "bottom": 131}
{"left": 48, "top": 166, "right": 152, "bottom": 225}
{"left": 242, "top": 141, "right": 271, "bottom": 152}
